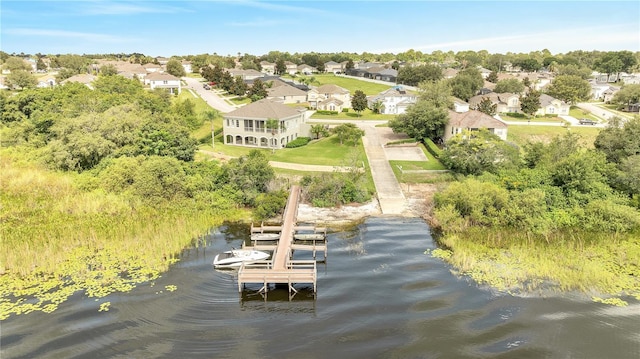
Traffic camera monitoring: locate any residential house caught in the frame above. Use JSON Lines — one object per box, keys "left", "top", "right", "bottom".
{"left": 143, "top": 63, "right": 163, "bottom": 73}
{"left": 307, "top": 84, "right": 351, "bottom": 109}
{"left": 620, "top": 73, "right": 640, "bottom": 84}
{"left": 36, "top": 75, "right": 56, "bottom": 88}
{"left": 223, "top": 99, "right": 307, "bottom": 149}
{"left": 144, "top": 72, "right": 181, "bottom": 94}
{"left": 297, "top": 64, "right": 317, "bottom": 75}
{"left": 317, "top": 97, "right": 345, "bottom": 112}
{"left": 226, "top": 68, "right": 265, "bottom": 81}
{"left": 444, "top": 109, "right": 508, "bottom": 141}
{"left": 478, "top": 67, "right": 492, "bottom": 79}
{"left": 266, "top": 83, "right": 308, "bottom": 104}
{"left": 365, "top": 67, "right": 398, "bottom": 83}
{"left": 355, "top": 61, "right": 383, "bottom": 70}
{"left": 260, "top": 61, "right": 276, "bottom": 75}
{"left": 61, "top": 74, "right": 97, "bottom": 89}
{"left": 116, "top": 62, "right": 148, "bottom": 80}
{"left": 367, "top": 86, "right": 416, "bottom": 115}
{"left": 443, "top": 68, "right": 458, "bottom": 79}
{"left": 181, "top": 61, "right": 192, "bottom": 74}
{"left": 602, "top": 87, "right": 619, "bottom": 103}
{"left": 284, "top": 61, "right": 298, "bottom": 75}
{"left": 468, "top": 92, "right": 521, "bottom": 113}
{"left": 453, "top": 98, "right": 470, "bottom": 113}
{"left": 0, "top": 76, "right": 8, "bottom": 90}
{"left": 536, "top": 94, "right": 570, "bottom": 116}
{"left": 324, "top": 61, "right": 343, "bottom": 74}
{"left": 590, "top": 82, "right": 620, "bottom": 102}
{"left": 156, "top": 57, "right": 169, "bottom": 66}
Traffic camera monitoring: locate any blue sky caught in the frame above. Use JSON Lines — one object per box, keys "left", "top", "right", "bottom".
{"left": 1, "top": 1, "right": 638, "bottom": 56}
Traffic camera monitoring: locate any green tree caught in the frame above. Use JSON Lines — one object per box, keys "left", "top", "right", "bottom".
{"left": 515, "top": 58, "right": 541, "bottom": 72}
{"left": 388, "top": 100, "right": 449, "bottom": 142}
{"left": 448, "top": 67, "right": 484, "bottom": 101}
{"left": 546, "top": 75, "right": 591, "bottom": 105}
{"left": 275, "top": 59, "right": 286, "bottom": 75}
{"left": 224, "top": 150, "right": 275, "bottom": 205}
{"left": 397, "top": 64, "right": 443, "bottom": 86}
{"left": 440, "top": 129, "right": 521, "bottom": 175}
{"left": 594, "top": 51, "right": 637, "bottom": 79}
{"left": 555, "top": 63, "right": 592, "bottom": 79}
{"left": 265, "top": 118, "right": 284, "bottom": 152}
{"left": 3, "top": 57, "right": 32, "bottom": 72}
{"left": 345, "top": 59, "right": 354, "bottom": 71}
{"left": 247, "top": 78, "right": 267, "bottom": 101}
{"left": 475, "top": 97, "right": 497, "bottom": 116}
{"left": 370, "top": 100, "right": 383, "bottom": 114}
{"left": 610, "top": 84, "right": 640, "bottom": 109}
{"left": 520, "top": 90, "right": 541, "bottom": 119}
{"left": 165, "top": 59, "right": 186, "bottom": 77}
{"left": 494, "top": 78, "right": 525, "bottom": 94}
{"left": 486, "top": 71, "right": 498, "bottom": 83}
{"left": 351, "top": 90, "right": 368, "bottom": 116}
{"left": 6, "top": 70, "right": 37, "bottom": 90}
{"left": 99, "top": 64, "right": 118, "bottom": 76}
{"left": 332, "top": 123, "right": 364, "bottom": 146}
{"left": 594, "top": 117, "right": 640, "bottom": 164}
{"left": 310, "top": 124, "right": 329, "bottom": 139}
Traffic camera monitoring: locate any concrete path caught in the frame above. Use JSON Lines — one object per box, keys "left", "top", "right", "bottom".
{"left": 182, "top": 77, "right": 236, "bottom": 113}
{"left": 360, "top": 124, "right": 406, "bottom": 215}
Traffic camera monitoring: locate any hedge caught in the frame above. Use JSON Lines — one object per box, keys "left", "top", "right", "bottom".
{"left": 316, "top": 110, "right": 339, "bottom": 115}
{"left": 285, "top": 137, "right": 311, "bottom": 148}
{"left": 424, "top": 138, "right": 443, "bottom": 158}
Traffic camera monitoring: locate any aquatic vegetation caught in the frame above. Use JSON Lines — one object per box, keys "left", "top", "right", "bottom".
{"left": 0, "top": 160, "right": 244, "bottom": 320}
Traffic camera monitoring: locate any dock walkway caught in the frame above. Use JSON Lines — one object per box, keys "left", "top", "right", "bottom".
{"left": 237, "top": 185, "right": 326, "bottom": 296}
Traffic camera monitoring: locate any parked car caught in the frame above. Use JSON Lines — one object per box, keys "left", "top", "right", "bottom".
{"left": 203, "top": 84, "right": 211, "bottom": 90}
{"left": 579, "top": 118, "right": 596, "bottom": 125}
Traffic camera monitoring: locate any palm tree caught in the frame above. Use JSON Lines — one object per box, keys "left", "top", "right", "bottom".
{"left": 265, "top": 118, "right": 285, "bottom": 153}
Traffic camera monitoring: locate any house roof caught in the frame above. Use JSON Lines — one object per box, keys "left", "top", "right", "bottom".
{"left": 145, "top": 72, "right": 180, "bottom": 81}
{"left": 468, "top": 92, "right": 518, "bottom": 107}
{"left": 448, "top": 110, "right": 508, "bottom": 129}
{"left": 143, "top": 63, "right": 162, "bottom": 69}
{"left": 316, "top": 84, "right": 349, "bottom": 95}
{"left": 319, "top": 97, "right": 344, "bottom": 106}
{"left": 539, "top": 94, "right": 567, "bottom": 107}
{"left": 62, "top": 74, "right": 97, "bottom": 84}
{"left": 267, "top": 84, "right": 308, "bottom": 97}
{"left": 225, "top": 99, "right": 302, "bottom": 119}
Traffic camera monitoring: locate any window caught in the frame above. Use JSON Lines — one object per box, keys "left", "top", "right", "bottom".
{"left": 163, "top": 81, "right": 168, "bottom": 84}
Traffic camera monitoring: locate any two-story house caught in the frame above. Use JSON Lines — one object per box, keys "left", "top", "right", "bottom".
{"left": 260, "top": 61, "right": 276, "bottom": 75}
{"left": 324, "top": 61, "right": 343, "bottom": 74}
{"left": 284, "top": 61, "right": 298, "bottom": 75}
{"left": 223, "top": 99, "right": 307, "bottom": 149}
{"left": 267, "top": 83, "right": 308, "bottom": 104}
{"left": 536, "top": 94, "right": 570, "bottom": 116}
{"left": 468, "top": 92, "right": 521, "bottom": 113}
{"left": 307, "top": 84, "right": 351, "bottom": 111}
{"left": 144, "top": 72, "right": 181, "bottom": 94}
{"left": 367, "top": 86, "right": 416, "bottom": 115}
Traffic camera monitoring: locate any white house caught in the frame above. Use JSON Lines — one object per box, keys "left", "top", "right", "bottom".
{"left": 307, "top": 84, "right": 350, "bottom": 109}
{"left": 36, "top": 75, "right": 56, "bottom": 88}
{"left": 260, "top": 61, "right": 276, "bottom": 75}
{"left": 297, "top": 64, "right": 317, "bottom": 75}
{"left": 226, "top": 68, "right": 265, "bottom": 81}
{"left": 324, "top": 61, "right": 343, "bottom": 74}
{"left": 367, "top": 86, "right": 417, "bottom": 115}
{"left": 468, "top": 92, "right": 521, "bottom": 113}
{"left": 143, "top": 63, "right": 163, "bottom": 73}
{"left": 181, "top": 60, "right": 192, "bottom": 74}
{"left": 144, "top": 72, "right": 181, "bottom": 94}
{"left": 223, "top": 99, "right": 307, "bottom": 149}
{"left": 61, "top": 74, "right": 97, "bottom": 89}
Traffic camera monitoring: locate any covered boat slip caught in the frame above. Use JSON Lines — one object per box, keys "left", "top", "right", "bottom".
{"left": 238, "top": 186, "right": 327, "bottom": 297}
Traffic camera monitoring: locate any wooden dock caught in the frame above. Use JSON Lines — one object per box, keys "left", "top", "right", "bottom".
{"left": 237, "top": 185, "right": 327, "bottom": 296}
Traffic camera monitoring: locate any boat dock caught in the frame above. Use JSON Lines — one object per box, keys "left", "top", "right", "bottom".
{"left": 238, "top": 185, "right": 327, "bottom": 296}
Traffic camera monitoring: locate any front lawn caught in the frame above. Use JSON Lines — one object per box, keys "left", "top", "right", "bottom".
{"left": 507, "top": 125, "right": 601, "bottom": 148}
{"left": 311, "top": 109, "right": 396, "bottom": 121}
{"left": 295, "top": 74, "right": 394, "bottom": 95}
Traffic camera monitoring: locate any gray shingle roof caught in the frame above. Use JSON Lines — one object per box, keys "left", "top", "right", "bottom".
{"left": 225, "top": 99, "right": 302, "bottom": 119}
{"left": 448, "top": 110, "right": 507, "bottom": 128}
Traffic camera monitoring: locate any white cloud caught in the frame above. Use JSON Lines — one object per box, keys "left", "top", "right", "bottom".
{"left": 80, "top": 1, "right": 192, "bottom": 15}
{"left": 4, "top": 28, "right": 137, "bottom": 43}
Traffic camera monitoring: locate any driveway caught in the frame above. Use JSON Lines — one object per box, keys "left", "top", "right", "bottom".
{"left": 575, "top": 102, "right": 630, "bottom": 122}
{"left": 182, "top": 77, "right": 236, "bottom": 113}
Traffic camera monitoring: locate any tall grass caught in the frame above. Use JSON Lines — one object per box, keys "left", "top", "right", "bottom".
{"left": 0, "top": 157, "right": 245, "bottom": 319}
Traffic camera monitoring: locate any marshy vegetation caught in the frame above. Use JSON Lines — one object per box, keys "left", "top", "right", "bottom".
{"left": 431, "top": 120, "right": 640, "bottom": 303}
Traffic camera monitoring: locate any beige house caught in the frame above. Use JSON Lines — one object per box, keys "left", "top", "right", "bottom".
{"left": 143, "top": 63, "right": 163, "bottom": 73}
{"left": 307, "top": 84, "right": 350, "bottom": 109}
{"left": 260, "top": 61, "right": 276, "bottom": 74}
{"left": 297, "top": 64, "right": 317, "bottom": 75}
{"left": 223, "top": 99, "right": 307, "bottom": 149}
{"left": 317, "top": 97, "right": 345, "bottom": 112}
{"left": 324, "top": 61, "right": 343, "bottom": 74}
{"left": 444, "top": 110, "right": 508, "bottom": 141}
{"left": 36, "top": 75, "right": 56, "bottom": 88}
{"left": 226, "top": 68, "right": 265, "bottom": 81}
{"left": 61, "top": 74, "right": 97, "bottom": 89}
{"left": 536, "top": 94, "right": 570, "bottom": 116}
{"left": 267, "top": 83, "right": 308, "bottom": 104}
{"left": 284, "top": 61, "right": 298, "bottom": 75}
{"left": 468, "top": 92, "right": 521, "bottom": 113}
{"left": 144, "top": 72, "right": 181, "bottom": 94}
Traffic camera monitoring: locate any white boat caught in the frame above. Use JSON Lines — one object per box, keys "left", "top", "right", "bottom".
{"left": 251, "top": 233, "right": 280, "bottom": 241}
{"left": 213, "top": 249, "right": 270, "bottom": 268}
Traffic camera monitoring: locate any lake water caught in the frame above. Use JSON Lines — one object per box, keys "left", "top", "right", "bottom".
{"left": 2, "top": 217, "right": 639, "bottom": 358}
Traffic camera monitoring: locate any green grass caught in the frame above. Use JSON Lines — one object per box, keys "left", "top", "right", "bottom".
{"left": 507, "top": 125, "right": 601, "bottom": 148}
{"left": 570, "top": 106, "right": 600, "bottom": 122}
{"left": 229, "top": 96, "right": 251, "bottom": 105}
{"left": 501, "top": 114, "right": 565, "bottom": 123}
{"left": 311, "top": 109, "right": 396, "bottom": 121}
{"left": 296, "top": 74, "right": 394, "bottom": 95}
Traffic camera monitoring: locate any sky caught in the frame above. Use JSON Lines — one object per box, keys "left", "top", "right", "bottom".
{"left": 1, "top": 0, "right": 639, "bottom": 57}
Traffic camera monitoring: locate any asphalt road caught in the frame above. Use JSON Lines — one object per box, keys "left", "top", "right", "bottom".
{"left": 182, "top": 77, "right": 236, "bottom": 113}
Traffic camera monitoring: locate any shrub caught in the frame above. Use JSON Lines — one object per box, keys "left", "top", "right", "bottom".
{"left": 342, "top": 108, "right": 349, "bottom": 113}
{"left": 253, "top": 190, "right": 288, "bottom": 220}
{"left": 505, "top": 112, "right": 527, "bottom": 118}
{"left": 285, "top": 137, "right": 311, "bottom": 148}
{"left": 423, "top": 138, "right": 442, "bottom": 158}
{"left": 316, "top": 110, "right": 339, "bottom": 115}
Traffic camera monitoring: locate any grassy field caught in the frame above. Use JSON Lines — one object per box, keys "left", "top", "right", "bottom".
{"left": 311, "top": 109, "right": 396, "bottom": 121}
{"left": 507, "top": 124, "right": 601, "bottom": 148}
{"left": 570, "top": 106, "right": 600, "bottom": 122}
{"left": 295, "top": 74, "right": 394, "bottom": 95}
{"left": 501, "top": 114, "right": 565, "bottom": 123}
